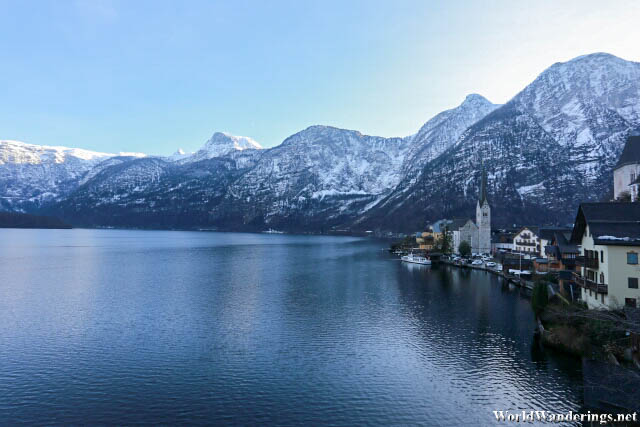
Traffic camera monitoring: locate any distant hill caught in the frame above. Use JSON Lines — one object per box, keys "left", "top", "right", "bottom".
{"left": 0, "top": 211, "right": 71, "bottom": 229}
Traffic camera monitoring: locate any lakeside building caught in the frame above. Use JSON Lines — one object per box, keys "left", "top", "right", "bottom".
{"left": 417, "top": 230, "right": 437, "bottom": 251}
{"left": 613, "top": 135, "right": 640, "bottom": 201}
{"left": 449, "top": 169, "right": 491, "bottom": 255}
{"left": 449, "top": 219, "right": 469, "bottom": 255}
{"left": 544, "top": 231, "right": 579, "bottom": 272}
{"left": 491, "top": 230, "right": 515, "bottom": 254}
{"left": 539, "top": 227, "right": 572, "bottom": 254}
{"left": 570, "top": 203, "right": 640, "bottom": 310}
{"left": 458, "top": 219, "right": 479, "bottom": 253}
{"left": 513, "top": 227, "right": 541, "bottom": 254}
{"left": 415, "top": 219, "right": 454, "bottom": 251}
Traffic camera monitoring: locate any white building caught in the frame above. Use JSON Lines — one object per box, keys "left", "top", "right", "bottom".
{"left": 613, "top": 135, "right": 640, "bottom": 201}
{"left": 571, "top": 203, "right": 640, "bottom": 310}
{"left": 451, "top": 169, "right": 492, "bottom": 255}
{"left": 513, "top": 227, "right": 541, "bottom": 254}
{"left": 458, "top": 219, "right": 479, "bottom": 253}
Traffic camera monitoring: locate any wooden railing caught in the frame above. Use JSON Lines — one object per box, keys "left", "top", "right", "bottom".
{"left": 573, "top": 272, "right": 608, "bottom": 294}
{"left": 576, "top": 256, "right": 598, "bottom": 269}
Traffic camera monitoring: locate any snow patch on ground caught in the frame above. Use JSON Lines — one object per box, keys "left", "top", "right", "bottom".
{"left": 517, "top": 182, "right": 545, "bottom": 197}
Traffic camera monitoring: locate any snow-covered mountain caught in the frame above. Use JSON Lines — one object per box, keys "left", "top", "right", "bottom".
{"left": 183, "top": 132, "right": 262, "bottom": 163}
{"left": 359, "top": 53, "right": 640, "bottom": 230}
{"left": 46, "top": 126, "right": 415, "bottom": 229}
{"left": 219, "top": 125, "right": 413, "bottom": 228}
{"left": 0, "top": 140, "right": 144, "bottom": 211}
{"left": 402, "top": 94, "right": 500, "bottom": 175}
{"left": 168, "top": 148, "right": 193, "bottom": 161}
{"left": 5, "top": 52, "right": 639, "bottom": 231}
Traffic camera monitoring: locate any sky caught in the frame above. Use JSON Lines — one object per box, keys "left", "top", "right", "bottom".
{"left": 1, "top": 0, "right": 640, "bottom": 155}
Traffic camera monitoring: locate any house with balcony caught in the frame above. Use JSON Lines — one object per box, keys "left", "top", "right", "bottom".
{"left": 544, "top": 231, "right": 580, "bottom": 299}
{"left": 539, "top": 227, "right": 572, "bottom": 254}
{"left": 544, "top": 231, "right": 579, "bottom": 272}
{"left": 418, "top": 230, "right": 437, "bottom": 251}
{"left": 417, "top": 221, "right": 451, "bottom": 251}
{"left": 513, "top": 227, "right": 541, "bottom": 255}
{"left": 570, "top": 203, "right": 640, "bottom": 310}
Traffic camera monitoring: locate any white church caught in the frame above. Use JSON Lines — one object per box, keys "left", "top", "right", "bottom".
{"left": 452, "top": 169, "right": 491, "bottom": 254}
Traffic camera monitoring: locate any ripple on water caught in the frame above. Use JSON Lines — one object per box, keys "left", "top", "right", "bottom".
{"left": 0, "top": 230, "right": 583, "bottom": 425}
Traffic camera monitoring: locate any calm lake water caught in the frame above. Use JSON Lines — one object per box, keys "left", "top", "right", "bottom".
{"left": 0, "top": 229, "right": 583, "bottom": 425}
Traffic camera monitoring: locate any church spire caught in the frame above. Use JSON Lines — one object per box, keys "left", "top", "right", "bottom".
{"left": 479, "top": 167, "right": 488, "bottom": 205}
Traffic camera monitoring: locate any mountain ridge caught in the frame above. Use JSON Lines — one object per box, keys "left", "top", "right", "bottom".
{"left": 2, "top": 52, "right": 638, "bottom": 231}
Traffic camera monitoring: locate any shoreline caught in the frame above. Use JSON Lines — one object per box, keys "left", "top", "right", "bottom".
{"left": 439, "top": 258, "right": 535, "bottom": 290}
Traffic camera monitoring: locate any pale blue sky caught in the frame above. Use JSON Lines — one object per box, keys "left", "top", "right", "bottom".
{"left": 1, "top": 0, "right": 639, "bottom": 154}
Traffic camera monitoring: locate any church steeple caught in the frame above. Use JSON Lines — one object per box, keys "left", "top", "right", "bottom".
{"left": 476, "top": 166, "right": 491, "bottom": 254}
{"left": 479, "top": 167, "right": 488, "bottom": 205}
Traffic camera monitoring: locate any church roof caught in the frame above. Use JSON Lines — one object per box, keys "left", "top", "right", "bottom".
{"left": 449, "top": 218, "right": 469, "bottom": 230}
{"left": 615, "top": 135, "right": 640, "bottom": 169}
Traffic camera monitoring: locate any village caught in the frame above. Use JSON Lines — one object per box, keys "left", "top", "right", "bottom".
{"left": 392, "top": 135, "right": 640, "bottom": 411}
{"left": 395, "top": 135, "right": 640, "bottom": 311}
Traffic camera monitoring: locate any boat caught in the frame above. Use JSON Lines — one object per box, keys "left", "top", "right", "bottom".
{"left": 262, "top": 229, "right": 284, "bottom": 234}
{"left": 401, "top": 253, "right": 432, "bottom": 265}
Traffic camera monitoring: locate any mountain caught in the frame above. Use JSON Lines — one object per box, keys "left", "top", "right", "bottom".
{"left": 183, "top": 132, "right": 263, "bottom": 163}
{"left": 45, "top": 126, "right": 414, "bottom": 230}
{"left": 402, "top": 94, "right": 500, "bottom": 175}
{"left": 0, "top": 140, "right": 144, "bottom": 212}
{"left": 5, "top": 53, "right": 639, "bottom": 232}
{"left": 217, "top": 125, "right": 413, "bottom": 229}
{"left": 358, "top": 53, "right": 640, "bottom": 230}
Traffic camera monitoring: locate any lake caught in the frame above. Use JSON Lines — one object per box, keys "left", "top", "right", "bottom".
{"left": 0, "top": 229, "right": 583, "bottom": 425}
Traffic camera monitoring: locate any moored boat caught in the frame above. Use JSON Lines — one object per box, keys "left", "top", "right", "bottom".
{"left": 401, "top": 254, "right": 432, "bottom": 265}
{"left": 262, "top": 229, "right": 284, "bottom": 234}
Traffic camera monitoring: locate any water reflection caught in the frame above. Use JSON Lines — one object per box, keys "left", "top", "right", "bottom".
{"left": 0, "top": 229, "right": 583, "bottom": 425}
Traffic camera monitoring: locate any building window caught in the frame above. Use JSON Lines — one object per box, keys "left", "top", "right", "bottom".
{"left": 600, "top": 272, "right": 605, "bottom": 284}
{"left": 629, "top": 278, "right": 639, "bottom": 289}
{"left": 600, "top": 250, "right": 603, "bottom": 263}
{"left": 631, "top": 173, "right": 636, "bottom": 184}
{"left": 628, "top": 252, "right": 638, "bottom": 265}
{"left": 625, "top": 298, "right": 637, "bottom": 308}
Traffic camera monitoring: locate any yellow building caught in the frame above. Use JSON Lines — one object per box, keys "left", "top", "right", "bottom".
{"left": 417, "top": 230, "right": 443, "bottom": 251}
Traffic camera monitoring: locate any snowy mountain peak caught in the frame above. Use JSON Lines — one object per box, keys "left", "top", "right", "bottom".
{"left": 462, "top": 93, "right": 492, "bottom": 105}
{"left": 0, "top": 140, "right": 145, "bottom": 211}
{"left": 168, "top": 148, "right": 193, "bottom": 161}
{"left": 402, "top": 94, "right": 500, "bottom": 174}
{"left": 513, "top": 52, "right": 640, "bottom": 152}
{"left": 207, "top": 132, "right": 262, "bottom": 151}
{"left": 183, "top": 132, "right": 262, "bottom": 162}
{"left": 0, "top": 139, "right": 145, "bottom": 165}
